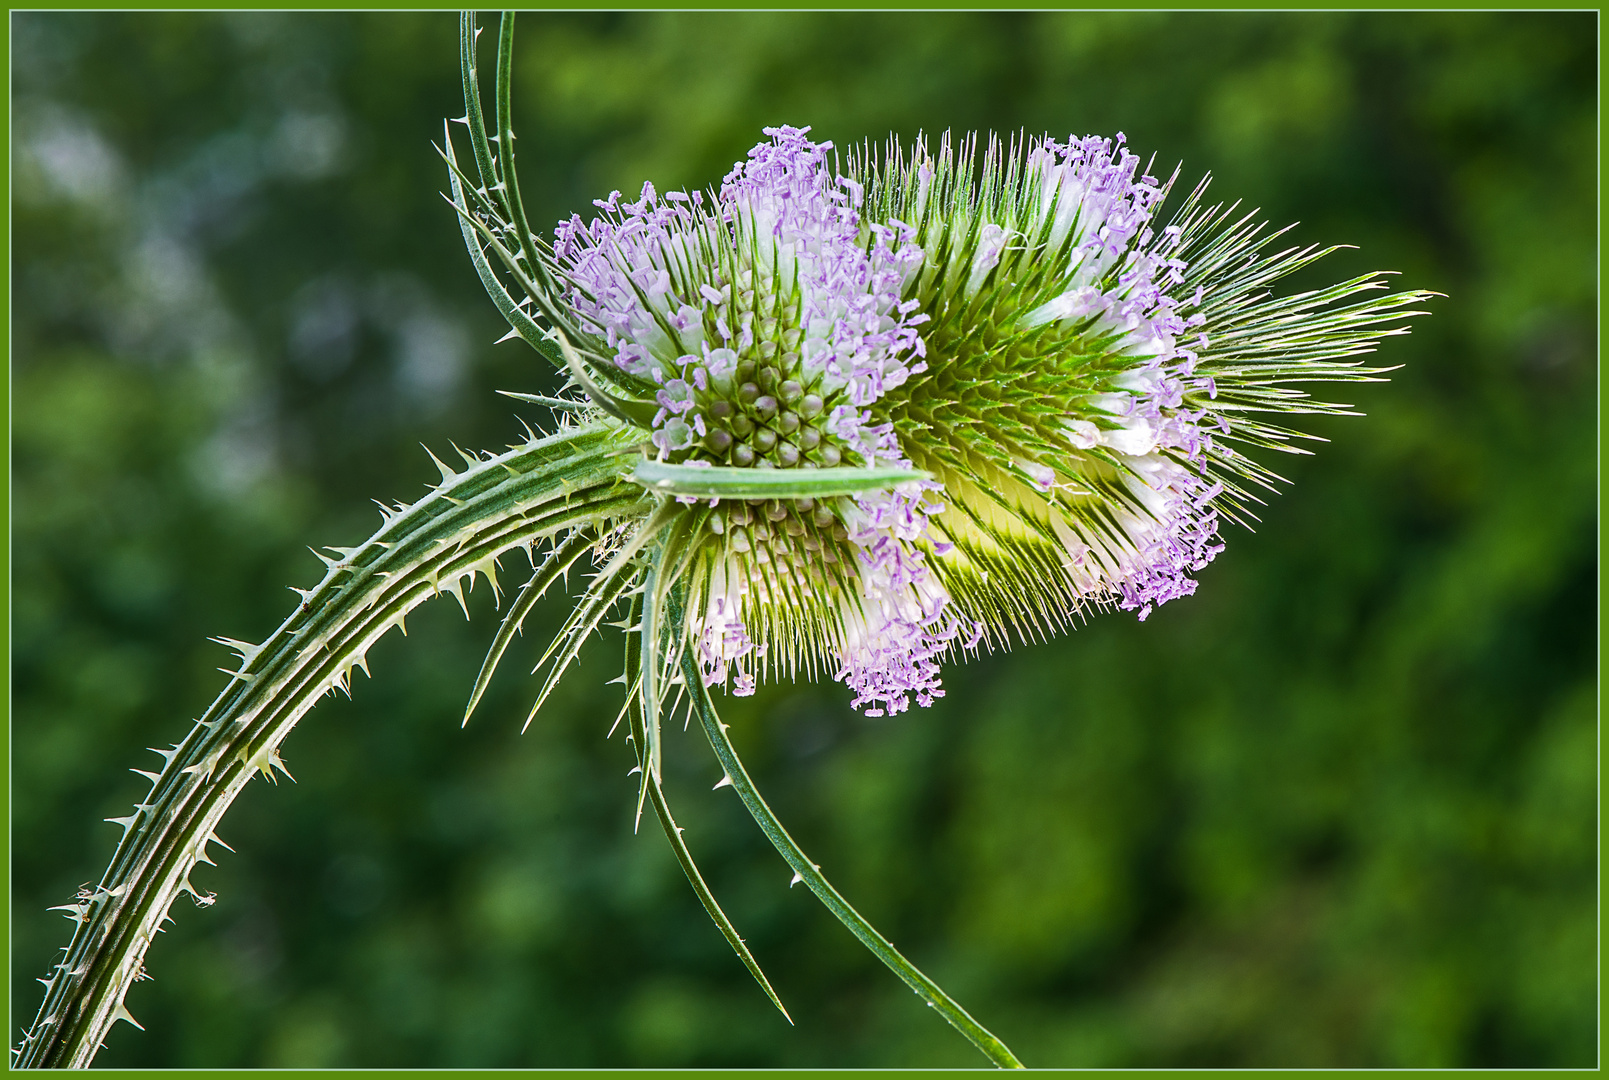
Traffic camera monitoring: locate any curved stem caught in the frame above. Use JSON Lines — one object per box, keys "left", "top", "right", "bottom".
{"left": 16, "top": 422, "right": 648, "bottom": 1068}
{"left": 677, "top": 647, "right": 1025, "bottom": 1069}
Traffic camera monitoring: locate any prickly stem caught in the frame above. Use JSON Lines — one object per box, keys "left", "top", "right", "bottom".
{"left": 16, "top": 422, "right": 647, "bottom": 1068}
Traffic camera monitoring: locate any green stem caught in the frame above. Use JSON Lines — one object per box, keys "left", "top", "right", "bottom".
{"left": 677, "top": 647, "right": 1025, "bottom": 1069}
{"left": 16, "top": 422, "right": 647, "bottom": 1069}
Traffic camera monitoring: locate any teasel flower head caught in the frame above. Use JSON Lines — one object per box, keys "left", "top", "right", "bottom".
{"left": 529, "top": 124, "right": 1431, "bottom": 717}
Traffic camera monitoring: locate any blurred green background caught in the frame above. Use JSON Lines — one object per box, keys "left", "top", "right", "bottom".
{"left": 10, "top": 11, "right": 1596, "bottom": 1068}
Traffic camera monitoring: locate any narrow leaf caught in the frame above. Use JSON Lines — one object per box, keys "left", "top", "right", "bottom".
{"left": 463, "top": 530, "right": 594, "bottom": 726}
{"left": 673, "top": 587, "right": 1023, "bottom": 1069}
{"left": 620, "top": 592, "right": 791, "bottom": 1024}
{"left": 631, "top": 461, "right": 932, "bottom": 499}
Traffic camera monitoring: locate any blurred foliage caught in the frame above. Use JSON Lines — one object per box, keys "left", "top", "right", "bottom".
{"left": 10, "top": 11, "right": 1595, "bottom": 1068}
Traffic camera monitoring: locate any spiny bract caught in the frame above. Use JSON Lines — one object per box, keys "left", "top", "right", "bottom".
{"left": 531, "top": 124, "right": 1429, "bottom": 716}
